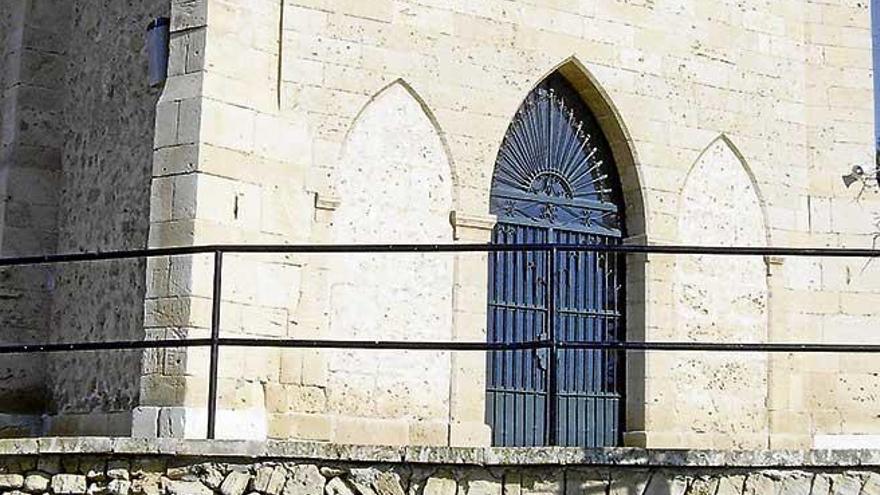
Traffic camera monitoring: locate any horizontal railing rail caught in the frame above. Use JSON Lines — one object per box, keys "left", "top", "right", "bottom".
{"left": 2, "top": 242, "right": 879, "bottom": 439}
{"left": 3, "top": 242, "right": 880, "bottom": 267}
{"left": 4, "top": 337, "right": 880, "bottom": 355}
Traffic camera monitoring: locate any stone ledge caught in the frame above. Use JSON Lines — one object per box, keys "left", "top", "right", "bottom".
{"left": 0, "top": 439, "right": 878, "bottom": 468}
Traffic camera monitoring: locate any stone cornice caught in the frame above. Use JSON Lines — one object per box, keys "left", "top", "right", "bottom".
{"left": 449, "top": 211, "right": 496, "bottom": 241}
{"left": 2, "top": 438, "right": 880, "bottom": 468}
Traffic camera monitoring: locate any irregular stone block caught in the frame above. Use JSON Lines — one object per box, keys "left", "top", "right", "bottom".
{"left": 319, "top": 468, "right": 347, "bottom": 479}
{"left": 373, "top": 473, "right": 404, "bottom": 495}
{"left": 0, "top": 474, "right": 25, "bottom": 489}
{"left": 164, "top": 479, "right": 213, "bottom": 495}
{"left": 777, "top": 473, "right": 811, "bottom": 495}
{"left": 131, "top": 475, "right": 163, "bottom": 495}
{"left": 715, "top": 475, "right": 745, "bottom": 495}
{"left": 422, "top": 477, "right": 457, "bottom": 495}
{"left": 81, "top": 459, "right": 107, "bottom": 481}
{"left": 166, "top": 468, "right": 191, "bottom": 481}
{"left": 24, "top": 472, "right": 51, "bottom": 492}
{"left": 743, "top": 474, "right": 777, "bottom": 494}
{"left": 284, "top": 465, "right": 324, "bottom": 495}
{"left": 252, "top": 466, "right": 285, "bottom": 495}
{"left": 519, "top": 469, "right": 563, "bottom": 494}
{"left": 221, "top": 472, "right": 252, "bottom": 495}
{"left": 325, "top": 478, "right": 355, "bottom": 495}
{"left": 810, "top": 475, "right": 832, "bottom": 495}
{"left": 107, "top": 461, "right": 131, "bottom": 481}
{"left": 462, "top": 479, "right": 499, "bottom": 495}
{"left": 687, "top": 476, "right": 719, "bottom": 495}
{"left": 253, "top": 467, "right": 274, "bottom": 492}
{"left": 52, "top": 474, "right": 88, "bottom": 495}
{"left": 194, "top": 464, "right": 223, "bottom": 489}
{"left": 831, "top": 475, "right": 862, "bottom": 495}
{"left": 346, "top": 469, "right": 377, "bottom": 495}
{"left": 109, "top": 479, "right": 133, "bottom": 495}
{"left": 863, "top": 473, "right": 880, "bottom": 495}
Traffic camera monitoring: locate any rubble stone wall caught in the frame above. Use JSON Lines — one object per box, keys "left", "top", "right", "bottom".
{"left": 0, "top": 439, "right": 879, "bottom": 495}
{"left": 46, "top": 0, "right": 170, "bottom": 434}
{"left": 0, "top": 0, "right": 170, "bottom": 435}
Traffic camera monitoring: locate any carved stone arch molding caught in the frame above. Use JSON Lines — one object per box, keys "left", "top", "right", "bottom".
{"left": 667, "top": 135, "right": 771, "bottom": 449}
{"left": 324, "top": 79, "right": 461, "bottom": 209}
{"left": 539, "top": 57, "right": 648, "bottom": 241}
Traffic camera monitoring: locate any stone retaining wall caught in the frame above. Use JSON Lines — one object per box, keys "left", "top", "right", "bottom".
{"left": 0, "top": 439, "right": 878, "bottom": 495}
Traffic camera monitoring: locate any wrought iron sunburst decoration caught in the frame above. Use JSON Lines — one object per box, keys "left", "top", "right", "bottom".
{"left": 490, "top": 75, "right": 622, "bottom": 233}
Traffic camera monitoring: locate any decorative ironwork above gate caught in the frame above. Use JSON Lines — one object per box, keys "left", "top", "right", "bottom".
{"left": 490, "top": 74, "right": 622, "bottom": 236}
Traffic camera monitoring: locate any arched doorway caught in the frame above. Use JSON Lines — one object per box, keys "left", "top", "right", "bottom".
{"left": 486, "top": 73, "right": 626, "bottom": 447}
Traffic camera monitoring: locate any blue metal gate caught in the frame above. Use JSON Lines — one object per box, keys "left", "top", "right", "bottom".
{"left": 486, "top": 74, "right": 625, "bottom": 447}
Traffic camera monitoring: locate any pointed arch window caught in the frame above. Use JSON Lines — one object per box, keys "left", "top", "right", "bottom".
{"left": 486, "top": 73, "right": 625, "bottom": 447}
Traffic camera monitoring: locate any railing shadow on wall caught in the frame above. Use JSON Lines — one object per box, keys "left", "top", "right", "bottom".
{"left": 1, "top": 242, "right": 880, "bottom": 440}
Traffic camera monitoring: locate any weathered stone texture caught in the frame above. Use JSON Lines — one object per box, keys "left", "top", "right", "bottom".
{"left": 0, "top": 0, "right": 170, "bottom": 436}
{"left": 669, "top": 138, "right": 769, "bottom": 448}
{"left": 45, "top": 0, "right": 170, "bottom": 429}
{"left": 0, "top": 0, "right": 68, "bottom": 423}
{"left": 0, "top": 0, "right": 878, "bottom": 448}
{"left": 324, "top": 82, "right": 454, "bottom": 439}
{"left": 0, "top": 473, "right": 24, "bottom": 490}
{"left": 252, "top": 466, "right": 285, "bottom": 495}
{"left": 219, "top": 471, "right": 250, "bottom": 495}
{"left": 0, "top": 448, "right": 872, "bottom": 495}
{"left": 51, "top": 474, "right": 87, "bottom": 494}
{"left": 137, "top": 0, "right": 879, "bottom": 448}
{"left": 24, "top": 473, "right": 50, "bottom": 492}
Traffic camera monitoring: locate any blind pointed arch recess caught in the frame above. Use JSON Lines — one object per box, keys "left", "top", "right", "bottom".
{"left": 490, "top": 73, "right": 623, "bottom": 236}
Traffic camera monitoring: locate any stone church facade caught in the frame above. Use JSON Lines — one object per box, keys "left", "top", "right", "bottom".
{"left": 1, "top": 0, "right": 878, "bottom": 451}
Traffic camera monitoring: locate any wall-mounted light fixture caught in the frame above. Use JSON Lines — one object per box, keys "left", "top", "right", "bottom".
{"left": 842, "top": 162, "right": 880, "bottom": 191}
{"left": 147, "top": 17, "right": 170, "bottom": 87}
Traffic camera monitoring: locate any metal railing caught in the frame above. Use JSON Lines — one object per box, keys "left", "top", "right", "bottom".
{"left": 2, "top": 242, "right": 880, "bottom": 440}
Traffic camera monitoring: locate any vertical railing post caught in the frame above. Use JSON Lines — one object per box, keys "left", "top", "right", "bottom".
{"left": 546, "top": 246, "right": 558, "bottom": 445}
{"left": 206, "top": 250, "right": 223, "bottom": 439}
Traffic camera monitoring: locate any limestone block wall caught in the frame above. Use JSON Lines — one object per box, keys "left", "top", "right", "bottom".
{"left": 795, "top": 0, "right": 880, "bottom": 450}
{"left": 141, "top": 0, "right": 879, "bottom": 449}
{"left": 137, "top": 0, "right": 314, "bottom": 440}
{"left": 139, "top": 0, "right": 497, "bottom": 445}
